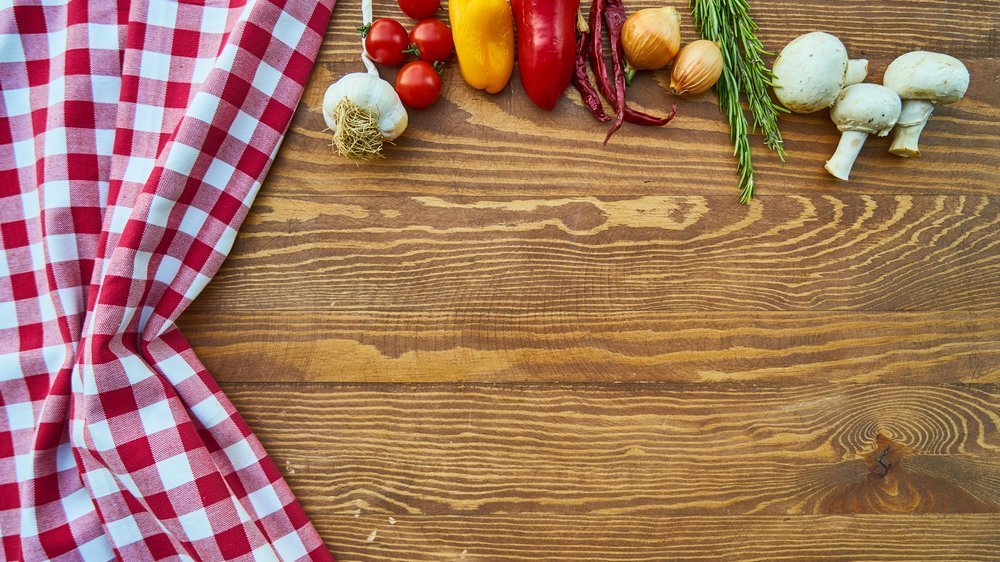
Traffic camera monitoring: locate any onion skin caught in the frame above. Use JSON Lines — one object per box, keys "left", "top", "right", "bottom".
{"left": 622, "top": 7, "right": 681, "bottom": 72}
{"left": 670, "top": 40, "right": 723, "bottom": 96}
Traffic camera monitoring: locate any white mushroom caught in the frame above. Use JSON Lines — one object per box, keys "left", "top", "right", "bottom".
{"left": 773, "top": 32, "right": 869, "bottom": 113}
{"left": 882, "top": 51, "right": 969, "bottom": 158}
{"left": 824, "top": 84, "right": 901, "bottom": 181}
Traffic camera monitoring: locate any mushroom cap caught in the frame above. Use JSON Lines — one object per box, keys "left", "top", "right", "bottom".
{"left": 772, "top": 32, "right": 849, "bottom": 113}
{"left": 883, "top": 51, "right": 969, "bottom": 104}
{"left": 830, "top": 83, "right": 902, "bottom": 136}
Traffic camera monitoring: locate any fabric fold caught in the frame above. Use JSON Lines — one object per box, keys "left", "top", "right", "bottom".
{"left": 1, "top": 0, "right": 335, "bottom": 559}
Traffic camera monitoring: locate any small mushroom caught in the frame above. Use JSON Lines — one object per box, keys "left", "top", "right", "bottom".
{"left": 824, "top": 84, "right": 901, "bottom": 181}
{"left": 772, "top": 32, "right": 869, "bottom": 113}
{"left": 882, "top": 51, "right": 969, "bottom": 158}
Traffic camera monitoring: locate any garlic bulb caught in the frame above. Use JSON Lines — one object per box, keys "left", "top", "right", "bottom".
{"left": 622, "top": 7, "right": 682, "bottom": 85}
{"left": 321, "top": 0, "right": 408, "bottom": 160}
{"left": 670, "top": 40, "right": 723, "bottom": 96}
{"left": 322, "top": 73, "right": 408, "bottom": 159}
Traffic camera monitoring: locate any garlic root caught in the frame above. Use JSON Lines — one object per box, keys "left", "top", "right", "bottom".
{"left": 330, "top": 98, "right": 385, "bottom": 160}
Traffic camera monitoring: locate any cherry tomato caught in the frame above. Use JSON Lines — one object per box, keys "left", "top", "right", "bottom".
{"left": 398, "top": 0, "right": 440, "bottom": 20}
{"left": 364, "top": 18, "right": 408, "bottom": 66}
{"left": 407, "top": 19, "right": 453, "bottom": 63}
{"left": 395, "top": 60, "right": 442, "bottom": 109}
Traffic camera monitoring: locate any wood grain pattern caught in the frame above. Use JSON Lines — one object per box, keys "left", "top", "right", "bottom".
{"left": 187, "top": 194, "right": 999, "bottom": 313}
{"left": 180, "top": 0, "right": 1000, "bottom": 558}
{"left": 306, "top": 515, "right": 1000, "bottom": 561}
{"left": 180, "top": 310, "right": 999, "bottom": 383}
{"left": 221, "top": 384, "right": 999, "bottom": 516}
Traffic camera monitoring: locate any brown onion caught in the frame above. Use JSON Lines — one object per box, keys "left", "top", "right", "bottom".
{"left": 670, "top": 40, "right": 723, "bottom": 96}
{"left": 622, "top": 7, "right": 681, "bottom": 83}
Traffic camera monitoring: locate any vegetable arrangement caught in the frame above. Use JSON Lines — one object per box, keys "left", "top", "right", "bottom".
{"left": 322, "top": 0, "right": 453, "bottom": 159}
{"left": 584, "top": 0, "right": 677, "bottom": 143}
{"left": 321, "top": 0, "right": 970, "bottom": 203}
{"left": 771, "top": 32, "right": 969, "bottom": 179}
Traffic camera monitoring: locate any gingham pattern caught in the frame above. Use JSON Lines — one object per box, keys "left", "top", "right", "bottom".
{"left": 1, "top": 0, "right": 335, "bottom": 559}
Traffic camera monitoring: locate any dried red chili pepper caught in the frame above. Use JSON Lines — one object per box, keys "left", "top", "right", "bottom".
{"left": 589, "top": 0, "right": 676, "bottom": 139}
{"left": 572, "top": 11, "right": 611, "bottom": 122}
{"left": 631, "top": 102, "right": 677, "bottom": 127}
{"left": 602, "top": 0, "right": 627, "bottom": 142}
{"left": 588, "top": 0, "right": 612, "bottom": 105}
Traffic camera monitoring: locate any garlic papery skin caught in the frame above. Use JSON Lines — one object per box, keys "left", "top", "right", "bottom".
{"left": 622, "top": 7, "right": 682, "bottom": 75}
{"left": 669, "top": 40, "right": 723, "bottom": 96}
{"left": 322, "top": 73, "right": 408, "bottom": 160}
{"left": 323, "top": 73, "right": 407, "bottom": 139}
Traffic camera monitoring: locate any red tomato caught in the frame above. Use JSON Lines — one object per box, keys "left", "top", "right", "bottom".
{"left": 395, "top": 60, "right": 442, "bottom": 109}
{"left": 398, "top": 0, "right": 440, "bottom": 20}
{"left": 408, "top": 19, "right": 453, "bottom": 63}
{"left": 364, "top": 18, "right": 408, "bottom": 66}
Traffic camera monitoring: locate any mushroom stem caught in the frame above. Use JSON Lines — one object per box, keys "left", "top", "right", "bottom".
{"left": 825, "top": 130, "right": 869, "bottom": 180}
{"left": 844, "top": 59, "right": 869, "bottom": 86}
{"left": 889, "top": 99, "right": 934, "bottom": 158}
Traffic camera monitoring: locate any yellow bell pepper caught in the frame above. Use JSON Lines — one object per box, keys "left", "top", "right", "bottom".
{"left": 448, "top": 0, "right": 515, "bottom": 94}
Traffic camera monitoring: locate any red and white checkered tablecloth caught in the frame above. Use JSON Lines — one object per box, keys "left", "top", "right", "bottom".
{"left": 1, "top": 0, "right": 336, "bottom": 559}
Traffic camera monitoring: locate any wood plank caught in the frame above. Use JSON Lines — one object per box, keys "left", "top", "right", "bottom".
{"left": 186, "top": 194, "right": 1000, "bottom": 313}
{"left": 220, "top": 383, "right": 1000, "bottom": 516}
{"left": 180, "top": 311, "right": 999, "bottom": 383}
{"left": 267, "top": 57, "right": 999, "bottom": 197}
{"left": 313, "top": 514, "right": 1000, "bottom": 561}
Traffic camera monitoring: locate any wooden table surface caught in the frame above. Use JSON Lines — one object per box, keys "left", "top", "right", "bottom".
{"left": 179, "top": 0, "right": 999, "bottom": 559}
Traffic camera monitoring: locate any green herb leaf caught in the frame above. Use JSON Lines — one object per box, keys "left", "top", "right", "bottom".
{"left": 691, "top": 0, "right": 785, "bottom": 203}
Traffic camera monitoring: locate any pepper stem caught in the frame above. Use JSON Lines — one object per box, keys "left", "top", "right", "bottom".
{"left": 360, "top": 0, "right": 378, "bottom": 75}
{"left": 624, "top": 64, "right": 636, "bottom": 86}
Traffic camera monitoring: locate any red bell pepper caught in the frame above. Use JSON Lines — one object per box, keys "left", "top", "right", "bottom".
{"left": 511, "top": 0, "right": 580, "bottom": 111}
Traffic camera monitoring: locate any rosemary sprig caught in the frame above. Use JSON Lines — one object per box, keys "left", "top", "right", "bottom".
{"left": 691, "top": 0, "right": 787, "bottom": 203}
